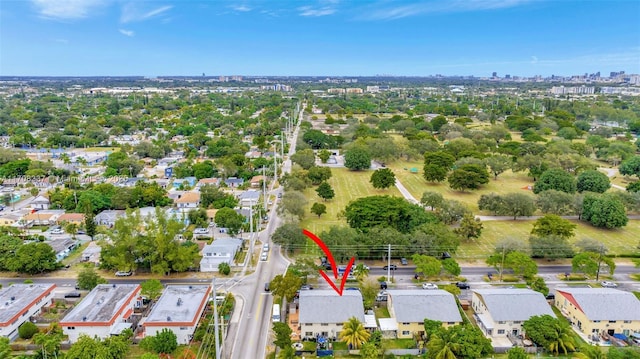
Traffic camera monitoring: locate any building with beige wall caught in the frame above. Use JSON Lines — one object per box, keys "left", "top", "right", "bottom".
{"left": 555, "top": 288, "right": 640, "bottom": 340}
{"left": 298, "top": 290, "right": 364, "bottom": 341}
{"left": 387, "top": 290, "right": 462, "bottom": 339}
{"left": 472, "top": 289, "right": 554, "bottom": 339}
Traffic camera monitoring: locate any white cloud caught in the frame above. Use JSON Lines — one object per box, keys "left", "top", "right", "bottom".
{"left": 54, "top": 38, "right": 69, "bottom": 44}
{"left": 119, "top": 29, "right": 134, "bottom": 37}
{"left": 120, "top": 3, "right": 173, "bottom": 23}
{"left": 361, "top": 0, "right": 534, "bottom": 20}
{"left": 231, "top": 5, "right": 252, "bottom": 12}
{"left": 31, "top": 0, "right": 107, "bottom": 20}
{"left": 298, "top": 6, "right": 336, "bottom": 17}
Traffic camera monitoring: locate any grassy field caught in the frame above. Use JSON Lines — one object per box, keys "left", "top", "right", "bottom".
{"left": 300, "top": 167, "right": 403, "bottom": 234}
{"left": 387, "top": 159, "right": 534, "bottom": 212}
{"left": 459, "top": 219, "right": 640, "bottom": 260}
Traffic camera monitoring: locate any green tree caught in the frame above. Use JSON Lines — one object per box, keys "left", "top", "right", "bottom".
{"left": 530, "top": 235, "right": 574, "bottom": 259}
{"left": 507, "top": 347, "right": 528, "bottom": 359}
{"left": 454, "top": 213, "right": 483, "bottom": 241}
{"left": 573, "top": 345, "right": 606, "bottom": 359}
{"left": 533, "top": 168, "right": 577, "bottom": 194}
{"left": 318, "top": 149, "right": 331, "bottom": 163}
{"left": 607, "top": 347, "right": 640, "bottom": 359}
{"left": 214, "top": 207, "right": 245, "bottom": 236}
{"left": 619, "top": 155, "right": 640, "bottom": 178}
{"left": 582, "top": 193, "right": 628, "bottom": 228}
{"left": 478, "top": 193, "right": 505, "bottom": 215}
{"left": 77, "top": 264, "right": 108, "bottom": 290}
{"left": 270, "top": 271, "right": 303, "bottom": 302}
{"left": 572, "top": 251, "right": 615, "bottom": 277}
{"left": 359, "top": 342, "right": 380, "bottom": 359}
{"left": 271, "top": 223, "right": 306, "bottom": 253}
{"left": 547, "top": 320, "right": 577, "bottom": 355}
{"left": 8, "top": 242, "right": 59, "bottom": 274}
{"left": 427, "top": 328, "right": 459, "bottom": 359}
{"left": 151, "top": 328, "right": 178, "bottom": 354}
{"left": 370, "top": 168, "right": 396, "bottom": 189}
{"left": 535, "top": 189, "right": 576, "bottom": 215}
{"left": 576, "top": 170, "right": 610, "bottom": 193}
{"left": 273, "top": 322, "right": 293, "bottom": 349}
{"left": 485, "top": 154, "right": 512, "bottom": 180}
{"left": 18, "top": 321, "right": 38, "bottom": 339}
{"left": 310, "top": 202, "right": 327, "bottom": 217}
{"left": 421, "top": 191, "right": 445, "bottom": 210}
{"left": 0, "top": 337, "right": 10, "bottom": 359}
{"left": 447, "top": 164, "right": 490, "bottom": 191}
{"left": 344, "top": 195, "right": 435, "bottom": 234}
{"left": 530, "top": 276, "right": 549, "bottom": 296}
{"left": 523, "top": 315, "right": 561, "bottom": 349}
{"left": 504, "top": 251, "right": 538, "bottom": 279}
{"left": 352, "top": 263, "right": 370, "bottom": 282}
{"left": 278, "top": 190, "right": 308, "bottom": 220}
{"left": 218, "top": 262, "right": 231, "bottom": 275}
{"left": 140, "top": 279, "right": 164, "bottom": 300}
{"left": 291, "top": 148, "right": 316, "bottom": 170}
{"left": 423, "top": 164, "right": 449, "bottom": 182}
{"left": 316, "top": 181, "right": 335, "bottom": 201}
{"left": 500, "top": 192, "right": 536, "bottom": 220}
{"left": 412, "top": 254, "right": 441, "bottom": 277}
{"left": 441, "top": 258, "right": 461, "bottom": 277}
{"left": 423, "top": 319, "right": 443, "bottom": 342}
{"left": 307, "top": 166, "right": 332, "bottom": 185}
{"left": 531, "top": 214, "right": 576, "bottom": 238}
{"left": 339, "top": 317, "right": 370, "bottom": 349}
{"left": 344, "top": 146, "right": 372, "bottom": 171}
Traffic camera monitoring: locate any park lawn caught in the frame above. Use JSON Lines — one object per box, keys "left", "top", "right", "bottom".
{"left": 300, "top": 167, "right": 403, "bottom": 234}
{"left": 459, "top": 219, "right": 640, "bottom": 260}
{"left": 387, "top": 159, "right": 534, "bottom": 212}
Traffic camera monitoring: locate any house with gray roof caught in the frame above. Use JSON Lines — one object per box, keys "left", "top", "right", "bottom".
{"left": 199, "top": 238, "right": 242, "bottom": 272}
{"left": 299, "top": 290, "right": 365, "bottom": 341}
{"left": 555, "top": 288, "right": 640, "bottom": 340}
{"left": 387, "top": 290, "right": 463, "bottom": 339}
{"left": 60, "top": 284, "right": 141, "bottom": 343}
{"left": 94, "top": 210, "right": 126, "bottom": 227}
{"left": 472, "top": 289, "right": 554, "bottom": 340}
{"left": 142, "top": 285, "right": 211, "bottom": 344}
{"left": 238, "top": 190, "right": 261, "bottom": 208}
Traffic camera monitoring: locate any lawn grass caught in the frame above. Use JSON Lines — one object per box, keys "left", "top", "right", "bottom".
{"left": 460, "top": 219, "right": 640, "bottom": 259}
{"left": 381, "top": 338, "right": 417, "bottom": 349}
{"left": 374, "top": 307, "right": 390, "bottom": 318}
{"left": 386, "top": 159, "right": 534, "bottom": 212}
{"left": 300, "top": 167, "right": 403, "bottom": 234}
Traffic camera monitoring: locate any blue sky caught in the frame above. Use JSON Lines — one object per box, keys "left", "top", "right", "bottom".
{"left": 1, "top": 0, "right": 639, "bottom": 77}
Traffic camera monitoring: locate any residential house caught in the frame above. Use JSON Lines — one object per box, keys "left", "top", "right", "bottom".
{"left": 0, "top": 284, "right": 56, "bottom": 340}
{"left": 56, "top": 213, "right": 86, "bottom": 226}
{"left": 94, "top": 210, "right": 126, "bottom": 227}
{"left": 299, "top": 290, "right": 365, "bottom": 341}
{"left": 30, "top": 195, "right": 50, "bottom": 210}
{"left": 23, "top": 210, "right": 64, "bottom": 226}
{"left": 70, "top": 151, "right": 108, "bottom": 166}
{"left": 472, "top": 289, "right": 555, "bottom": 341}
{"left": 199, "top": 238, "right": 242, "bottom": 272}
{"left": 244, "top": 150, "right": 262, "bottom": 159}
{"left": 47, "top": 237, "right": 78, "bottom": 262}
{"left": 224, "top": 177, "right": 244, "bottom": 188}
{"left": 238, "top": 190, "right": 261, "bottom": 208}
{"left": 60, "top": 284, "right": 141, "bottom": 343}
{"left": 81, "top": 242, "right": 102, "bottom": 265}
{"left": 555, "top": 288, "right": 640, "bottom": 339}
{"left": 142, "top": 285, "right": 211, "bottom": 344}
{"left": 148, "top": 178, "right": 170, "bottom": 189}
{"left": 0, "top": 211, "right": 29, "bottom": 227}
{"left": 249, "top": 175, "right": 265, "bottom": 188}
{"left": 196, "top": 178, "right": 220, "bottom": 189}
{"left": 119, "top": 177, "right": 145, "bottom": 188}
{"left": 387, "top": 290, "right": 462, "bottom": 339}
{"left": 172, "top": 177, "right": 197, "bottom": 189}
{"left": 175, "top": 192, "right": 201, "bottom": 209}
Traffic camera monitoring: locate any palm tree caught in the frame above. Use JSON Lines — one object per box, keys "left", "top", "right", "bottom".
{"left": 353, "top": 263, "right": 370, "bottom": 282}
{"left": 427, "top": 328, "right": 460, "bottom": 359}
{"left": 573, "top": 345, "right": 605, "bottom": 359}
{"left": 548, "top": 321, "right": 576, "bottom": 355}
{"left": 339, "top": 316, "right": 370, "bottom": 349}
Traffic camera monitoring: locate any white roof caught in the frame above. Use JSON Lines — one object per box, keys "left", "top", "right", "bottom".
{"left": 378, "top": 318, "right": 398, "bottom": 331}
{"left": 364, "top": 314, "right": 377, "bottom": 329}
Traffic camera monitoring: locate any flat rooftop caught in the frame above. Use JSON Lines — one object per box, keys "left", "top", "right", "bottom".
{"left": 145, "top": 285, "right": 211, "bottom": 325}
{"left": 61, "top": 284, "right": 139, "bottom": 324}
{"left": 0, "top": 284, "right": 56, "bottom": 324}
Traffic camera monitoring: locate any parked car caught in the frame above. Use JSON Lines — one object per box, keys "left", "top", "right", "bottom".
{"left": 345, "top": 287, "right": 360, "bottom": 291}
{"left": 262, "top": 243, "right": 269, "bottom": 252}
{"left": 64, "top": 291, "right": 81, "bottom": 298}
{"left": 456, "top": 282, "right": 470, "bottom": 289}
{"left": 380, "top": 281, "right": 387, "bottom": 290}
{"left": 50, "top": 228, "right": 64, "bottom": 234}
{"left": 383, "top": 264, "right": 397, "bottom": 270}
{"left": 260, "top": 253, "right": 268, "bottom": 261}
{"left": 300, "top": 285, "right": 313, "bottom": 290}
{"left": 545, "top": 293, "right": 555, "bottom": 300}
{"left": 441, "top": 252, "right": 452, "bottom": 259}
{"left": 601, "top": 281, "right": 618, "bottom": 288}
{"left": 400, "top": 258, "right": 408, "bottom": 265}
{"left": 264, "top": 282, "right": 270, "bottom": 292}
{"left": 193, "top": 228, "right": 209, "bottom": 234}
{"left": 115, "top": 271, "right": 132, "bottom": 277}
{"left": 422, "top": 283, "right": 438, "bottom": 290}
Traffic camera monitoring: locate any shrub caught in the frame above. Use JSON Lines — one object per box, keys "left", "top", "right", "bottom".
{"left": 18, "top": 322, "right": 38, "bottom": 339}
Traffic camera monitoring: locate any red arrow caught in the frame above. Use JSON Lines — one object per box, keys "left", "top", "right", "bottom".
{"left": 303, "top": 229, "right": 355, "bottom": 296}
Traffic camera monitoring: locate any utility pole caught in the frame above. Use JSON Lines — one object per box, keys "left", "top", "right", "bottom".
{"left": 262, "top": 166, "right": 267, "bottom": 214}
{"left": 212, "top": 277, "right": 221, "bottom": 359}
{"left": 387, "top": 244, "right": 391, "bottom": 282}
{"left": 595, "top": 244, "right": 605, "bottom": 281}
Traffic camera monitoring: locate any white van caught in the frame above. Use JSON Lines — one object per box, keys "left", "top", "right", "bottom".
{"left": 262, "top": 243, "right": 269, "bottom": 252}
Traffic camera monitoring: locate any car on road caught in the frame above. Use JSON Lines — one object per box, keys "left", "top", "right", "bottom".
{"left": 456, "top": 282, "right": 470, "bottom": 289}
{"left": 383, "top": 264, "right": 397, "bottom": 270}
{"left": 422, "top": 283, "right": 438, "bottom": 290}
{"left": 400, "top": 258, "right": 408, "bottom": 265}
{"left": 277, "top": 193, "right": 282, "bottom": 198}
{"left": 64, "top": 291, "right": 81, "bottom": 298}
{"left": 115, "top": 271, "right": 132, "bottom": 277}
{"left": 193, "top": 228, "right": 209, "bottom": 234}
{"left": 300, "top": 285, "right": 313, "bottom": 290}
{"left": 380, "top": 281, "right": 387, "bottom": 290}
{"left": 260, "top": 253, "right": 268, "bottom": 261}
{"left": 601, "top": 281, "right": 618, "bottom": 288}
{"left": 50, "top": 228, "right": 64, "bottom": 234}
{"left": 264, "top": 282, "right": 270, "bottom": 292}
{"left": 345, "top": 287, "right": 360, "bottom": 291}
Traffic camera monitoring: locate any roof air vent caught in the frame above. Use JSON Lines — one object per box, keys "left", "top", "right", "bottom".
{"left": 177, "top": 298, "right": 183, "bottom": 306}
{"left": 167, "top": 316, "right": 171, "bottom": 321}
{"left": 10, "top": 296, "right": 15, "bottom": 301}
{"left": 82, "top": 316, "right": 87, "bottom": 321}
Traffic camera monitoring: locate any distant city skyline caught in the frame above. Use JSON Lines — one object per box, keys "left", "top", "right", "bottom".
{"left": 1, "top": 0, "right": 639, "bottom": 77}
